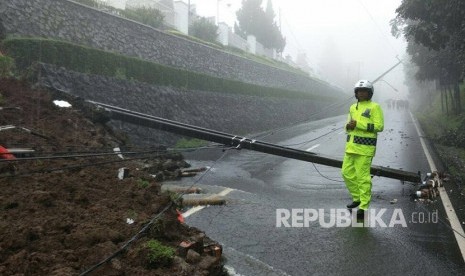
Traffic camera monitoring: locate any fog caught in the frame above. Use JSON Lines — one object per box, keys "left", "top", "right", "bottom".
{"left": 190, "top": 0, "right": 408, "bottom": 102}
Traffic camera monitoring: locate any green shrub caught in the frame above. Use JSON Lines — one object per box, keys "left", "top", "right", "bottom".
{"left": 146, "top": 239, "right": 175, "bottom": 267}
{"left": 114, "top": 67, "right": 127, "bottom": 80}
{"left": 137, "top": 178, "right": 150, "bottom": 188}
{"left": 167, "top": 30, "right": 223, "bottom": 50}
{"left": 120, "top": 7, "right": 165, "bottom": 29}
{"left": 0, "top": 55, "right": 14, "bottom": 77}
{"left": 175, "top": 138, "right": 208, "bottom": 149}
{"left": 188, "top": 17, "right": 218, "bottom": 44}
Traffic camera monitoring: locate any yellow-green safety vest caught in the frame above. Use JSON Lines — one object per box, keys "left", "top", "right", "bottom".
{"left": 345, "top": 100, "right": 384, "bottom": 156}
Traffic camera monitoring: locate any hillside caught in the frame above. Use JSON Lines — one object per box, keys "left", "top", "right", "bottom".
{"left": 415, "top": 87, "right": 465, "bottom": 226}
{"left": 0, "top": 78, "right": 225, "bottom": 275}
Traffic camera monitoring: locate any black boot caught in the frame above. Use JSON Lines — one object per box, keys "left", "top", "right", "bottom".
{"left": 346, "top": 201, "right": 360, "bottom": 209}
{"left": 356, "top": 209, "right": 365, "bottom": 221}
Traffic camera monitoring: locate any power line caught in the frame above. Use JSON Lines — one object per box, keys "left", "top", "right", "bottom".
{"left": 282, "top": 14, "right": 303, "bottom": 52}
{"left": 356, "top": 0, "right": 400, "bottom": 58}
{"left": 1, "top": 153, "right": 167, "bottom": 178}
{"left": 79, "top": 145, "right": 233, "bottom": 275}
{"left": 0, "top": 145, "right": 230, "bottom": 178}
{"left": 0, "top": 144, "right": 227, "bottom": 163}
{"left": 0, "top": 149, "right": 164, "bottom": 162}
{"left": 312, "top": 162, "right": 345, "bottom": 183}
{"left": 252, "top": 95, "right": 352, "bottom": 140}
{"left": 280, "top": 126, "right": 344, "bottom": 148}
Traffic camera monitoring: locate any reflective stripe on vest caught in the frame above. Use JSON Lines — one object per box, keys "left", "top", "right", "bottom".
{"left": 347, "top": 135, "right": 377, "bottom": 146}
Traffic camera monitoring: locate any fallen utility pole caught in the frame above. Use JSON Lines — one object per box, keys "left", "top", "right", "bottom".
{"left": 372, "top": 59, "right": 403, "bottom": 84}
{"left": 91, "top": 101, "right": 421, "bottom": 183}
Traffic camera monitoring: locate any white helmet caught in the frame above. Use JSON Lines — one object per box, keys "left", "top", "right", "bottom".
{"left": 354, "top": 80, "right": 374, "bottom": 99}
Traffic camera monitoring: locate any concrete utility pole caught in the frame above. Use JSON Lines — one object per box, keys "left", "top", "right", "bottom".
{"left": 372, "top": 60, "right": 402, "bottom": 84}
{"left": 92, "top": 100, "right": 422, "bottom": 183}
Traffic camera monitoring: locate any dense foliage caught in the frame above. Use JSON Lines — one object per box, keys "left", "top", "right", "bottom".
{"left": 188, "top": 17, "right": 218, "bottom": 44}
{"left": 0, "top": 55, "right": 14, "bottom": 77}
{"left": 235, "top": 0, "right": 286, "bottom": 53}
{"left": 121, "top": 7, "right": 165, "bottom": 29}
{"left": 392, "top": 0, "right": 465, "bottom": 114}
{"left": 73, "top": 0, "right": 165, "bottom": 29}
{"left": 146, "top": 239, "right": 175, "bottom": 267}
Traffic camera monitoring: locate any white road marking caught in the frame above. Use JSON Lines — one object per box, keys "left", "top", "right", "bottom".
{"left": 182, "top": 206, "right": 204, "bottom": 218}
{"left": 306, "top": 144, "right": 320, "bottom": 152}
{"left": 410, "top": 112, "right": 465, "bottom": 262}
{"left": 225, "top": 246, "right": 292, "bottom": 276}
{"left": 182, "top": 188, "right": 234, "bottom": 218}
{"left": 218, "top": 187, "right": 234, "bottom": 196}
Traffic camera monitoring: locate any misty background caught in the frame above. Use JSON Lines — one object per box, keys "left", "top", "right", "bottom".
{"left": 191, "top": 0, "right": 408, "bottom": 103}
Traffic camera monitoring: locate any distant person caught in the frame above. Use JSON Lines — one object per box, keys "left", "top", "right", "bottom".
{"left": 342, "top": 80, "right": 384, "bottom": 220}
{"left": 385, "top": 99, "right": 392, "bottom": 109}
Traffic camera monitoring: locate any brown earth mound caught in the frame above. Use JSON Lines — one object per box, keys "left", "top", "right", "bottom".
{"left": 0, "top": 79, "right": 225, "bottom": 275}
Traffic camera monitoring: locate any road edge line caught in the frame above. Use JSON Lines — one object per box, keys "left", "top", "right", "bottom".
{"left": 410, "top": 111, "right": 465, "bottom": 262}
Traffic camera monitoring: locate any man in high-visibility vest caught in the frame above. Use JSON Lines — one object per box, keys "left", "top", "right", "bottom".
{"left": 342, "top": 80, "right": 384, "bottom": 220}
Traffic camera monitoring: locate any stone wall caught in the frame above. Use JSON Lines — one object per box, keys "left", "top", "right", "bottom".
{"left": 0, "top": 0, "right": 343, "bottom": 97}
{"left": 38, "top": 64, "right": 344, "bottom": 146}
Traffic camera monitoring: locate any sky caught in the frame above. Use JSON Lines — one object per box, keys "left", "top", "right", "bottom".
{"left": 188, "top": 0, "right": 409, "bottom": 101}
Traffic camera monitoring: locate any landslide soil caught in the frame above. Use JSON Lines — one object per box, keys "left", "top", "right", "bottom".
{"left": 0, "top": 78, "right": 224, "bottom": 275}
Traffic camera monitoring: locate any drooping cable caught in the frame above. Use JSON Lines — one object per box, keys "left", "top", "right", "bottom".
{"left": 78, "top": 147, "right": 233, "bottom": 275}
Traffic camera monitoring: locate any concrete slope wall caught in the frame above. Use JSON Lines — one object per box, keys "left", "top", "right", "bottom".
{"left": 0, "top": 0, "right": 343, "bottom": 97}
{"left": 38, "top": 64, "right": 344, "bottom": 146}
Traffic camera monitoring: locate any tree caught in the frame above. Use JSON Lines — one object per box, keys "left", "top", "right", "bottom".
{"left": 121, "top": 7, "right": 165, "bottom": 29}
{"left": 401, "top": 57, "right": 436, "bottom": 109}
{"left": 233, "top": 22, "right": 246, "bottom": 39}
{"left": 393, "top": 0, "right": 465, "bottom": 51}
{"left": 189, "top": 17, "right": 218, "bottom": 44}
{"left": 265, "top": 0, "right": 275, "bottom": 20}
{"left": 236, "top": 0, "right": 264, "bottom": 39}
{"left": 392, "top": 0, "right": 465, "bottom": 76}
{"left": 263, "top": 0, "right": 285, "bottom": 53}
{"left": 392, "top": 0, "right": 464, "bottom": 114}
{"left": 236, "top": 0, "right": 286, "bottom": 53}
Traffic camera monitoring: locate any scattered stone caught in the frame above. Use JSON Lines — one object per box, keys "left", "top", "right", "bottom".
{"left": 117, "top": 167, "right": 129, "bottom": 180}
{"left": 0, "top": 79, "right": 224, "bottom": 274}
{"left": 198, "top": 256, "right": 220, "bottom": 270}
{"left": 172, "top": 256, "right": 194, "bottom": 275}
{"left": 186, "top": 249, "right": 201, "bottom": 264}
{"left": 177, "top": 240, "right": 194, "bottom": 258}
{"left": 110, "top": 258, "right": 122, "bottom": 270}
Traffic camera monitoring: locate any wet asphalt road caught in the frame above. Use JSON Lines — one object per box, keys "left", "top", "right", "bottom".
{"left": 168, "top": 108, "right": 465, "bottom": 275}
